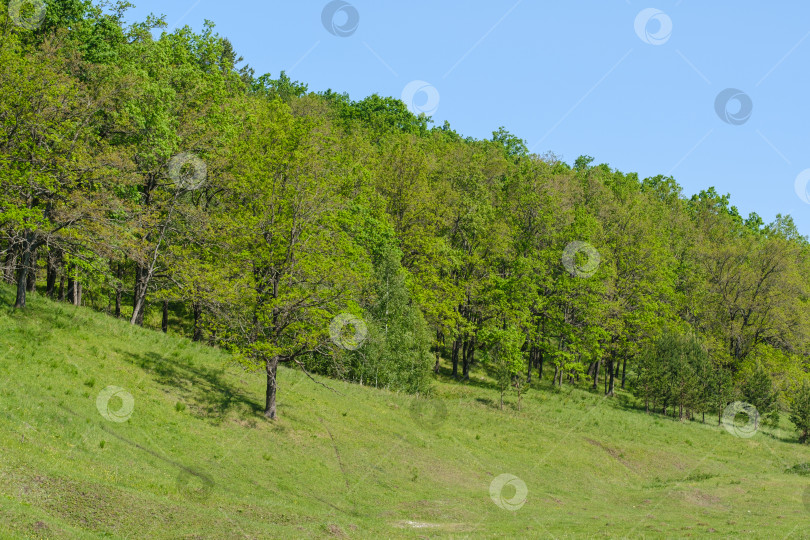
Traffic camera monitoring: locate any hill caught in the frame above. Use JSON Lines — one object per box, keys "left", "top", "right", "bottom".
{"left": 0, "top": 286, "right": 808, "bottom": 539}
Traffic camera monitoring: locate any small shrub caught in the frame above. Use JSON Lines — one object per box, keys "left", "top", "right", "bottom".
{"left": 685, "top": 472, "right": 715, "bottom": 482}
{"left": 785, "top": 463, "right": 810, "bottom": 476}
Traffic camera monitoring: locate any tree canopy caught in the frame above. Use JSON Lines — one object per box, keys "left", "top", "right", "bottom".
{"left": 2, "top": 1, "right": 810, "bottom": 439}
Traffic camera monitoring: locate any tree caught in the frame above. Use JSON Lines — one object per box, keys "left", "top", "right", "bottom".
{"left": 211, "top": 97, "right": 369, "bottom": 419}
{"left": 491, "top": 126, "right": 528, "bottom": 161}
{"left": 481, "top": 324, "right": 526, "bottom": 410}
{"left": 102, "top": 21, "right": 240, "bottom": 325}
{"left": 740, "top": 363, "right": 780, "bottom": 428}
{"left": 789, "top": 382, "right": 810, "bottom": 443}
{"left": 635, "top": 329, "right": 709, "bottom": 420}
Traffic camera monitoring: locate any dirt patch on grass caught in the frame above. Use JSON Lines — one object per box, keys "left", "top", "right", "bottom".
{"left": 393, "top": 520, "right": 476, "bottom": 532}
{"left": 584, "top": 437, "right": 634, "bottom": 470}
{"left": 683, "top": 489, "right": 722, "bottom": 508}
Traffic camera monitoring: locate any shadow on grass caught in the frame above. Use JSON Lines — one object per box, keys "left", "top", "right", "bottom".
{"left": 117, "top": 348, "right": 263, "bottom": 425}
{"left": 433, "top": 361, "right": 512, "bottom": 394}
{"left": 474, "top": 396, "right": 499, "bottom": 409}
{"left": 757, "top": 427, "right": 797, "bottom": 444}
{"left": 0, "top": 285, "right": 269, "bottom": 426}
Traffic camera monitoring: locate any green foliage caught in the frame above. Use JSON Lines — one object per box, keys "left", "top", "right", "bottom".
{"left": 789, "top": 382, "right": 810, "bottom": 443}
{"left": 491, "top": 126, "right": 528, "bottom": 160}
{"left": 1, "top": 0, "right": 809, "bottom": 428}
{"left": 251, "top": 70, "right": 308, "bottom": 102}
{"left": 740, "top": 363, "right": 780, "bottom": 427}
{"left": 635, "top": 330, "right": 711, "bottom": 419}
{"left": 344, "top": 94, "right": 430, "bottom": 135}
{"left": 360, "top": 246, "right": 433, "bottom": 393}
{"left": 480, "top": 324, "right": 526, "bottom": 409}
{"left": 785, "top": 462, "right": 810, "bottom": 475}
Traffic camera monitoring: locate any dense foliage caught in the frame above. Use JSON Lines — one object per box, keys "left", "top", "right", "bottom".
{"left": 2, "top": 1, "right": 809, "bottom": 435}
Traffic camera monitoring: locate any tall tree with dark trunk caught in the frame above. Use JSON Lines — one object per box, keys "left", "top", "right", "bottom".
{"left": 212, "top": 97, "right": 368, "bottom": 419}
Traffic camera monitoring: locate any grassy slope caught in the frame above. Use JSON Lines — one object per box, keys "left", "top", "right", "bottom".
{"left": 0, "top": 286, "right": 809, "bottom": 539}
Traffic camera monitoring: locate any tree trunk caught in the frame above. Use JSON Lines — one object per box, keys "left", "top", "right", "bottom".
{"left": 13, "top": 233, "right": 35, "bottom": 309}
{"left": 461, "top": 339, "right": 468, "bottom": 379}
{"left": 14, "top": 250, "right": 30, "bottom": 309}
{"left": 451, "top": 338, "right": 460, "bottom": 377}
{"left": 67, "top": 266, "right": 82, "bottom": 306}
{"left": 131, "top": 264, "right": 148, "bottom": 326}
{"left": 46, "top": 249, "right": 60, "bottom": 298}
{"left": 462, "top": 338, "right": 475, "bottom": 380}
{"left": 538, "top": 350, "right": 544, "bottom": 380}
{"left": 67, "top": 276, "right": 75, "bottom": 304}
{"left": 25, "top": 247, "right": 37, "bottom": 293}
{"left": 621, "top": 357, "right": 627, "bottom": 389}
{"left": 593, "top": 357, "right": 601, "bottom": 390}
{"left": 607, "top": 356, "right": 615, "bottom": 396}
{"left": 161, "top": 300, "right": 169, "bottom": 333}
{"left": 265, "top": 356, "right": 280, "bottom": 419}
{"left": 3, "top": 245, "right": 17, "bottom": 284}
{"left": 604, "top": 362, "right": 608, "bottom": 394}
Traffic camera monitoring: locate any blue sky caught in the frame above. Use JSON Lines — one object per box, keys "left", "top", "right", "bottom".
{"left": 126, "top": 1, "right": 810, "bottom": 235}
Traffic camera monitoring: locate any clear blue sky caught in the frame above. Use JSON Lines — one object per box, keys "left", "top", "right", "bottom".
{"left": 126, "top": 1, "right": 810, "bottom": 235}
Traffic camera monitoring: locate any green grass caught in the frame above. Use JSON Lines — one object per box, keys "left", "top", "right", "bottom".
{"left": 0, "top": 286, "right": 808, "bottom": 538}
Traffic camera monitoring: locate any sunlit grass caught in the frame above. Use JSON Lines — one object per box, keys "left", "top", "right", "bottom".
{"left": 0, "top": 285, "right": 807, "bottom": 538}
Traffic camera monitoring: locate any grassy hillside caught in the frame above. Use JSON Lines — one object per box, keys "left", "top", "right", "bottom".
{"left": 0, "top": 286, "right": 808, "bottom": 539}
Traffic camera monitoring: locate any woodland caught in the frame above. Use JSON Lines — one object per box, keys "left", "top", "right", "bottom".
{"left": 3, "top": 0, "right": 810, "bottom": 442}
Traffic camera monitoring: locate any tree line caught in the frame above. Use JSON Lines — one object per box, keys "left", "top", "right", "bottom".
{"left": 3, "top": 1, "right": 810, "bottom": 438}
